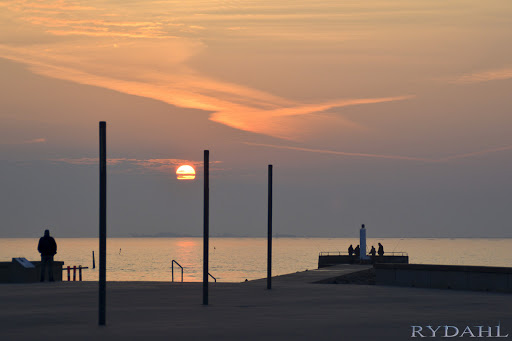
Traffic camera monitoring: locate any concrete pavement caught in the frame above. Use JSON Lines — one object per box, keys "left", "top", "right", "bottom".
{"left": 1, "top": 266, "right": 511, "bottom": 340}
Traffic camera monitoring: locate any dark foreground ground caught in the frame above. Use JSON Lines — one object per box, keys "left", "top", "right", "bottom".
{"left": 1, "top": 265, "right": 511, "bottom": 341}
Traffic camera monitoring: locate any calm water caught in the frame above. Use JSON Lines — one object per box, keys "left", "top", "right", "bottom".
{"left": 1, "top": 238, "right": 511, "bottom": 282}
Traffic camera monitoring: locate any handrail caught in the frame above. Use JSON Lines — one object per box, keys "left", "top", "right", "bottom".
{"left": 62, "top": 265, "right": 89, "bottom": 281}
{"left": 171, "top": 260, "right": 184, "bottom": 282}
{"left": 208, "top": 272, "right": 216, "bottom": 283}
{"left": 61, "top": 266, "right": 89, "bottom": 270}
{"left": 319, "top": 251, "right": 408, "bottom": 257}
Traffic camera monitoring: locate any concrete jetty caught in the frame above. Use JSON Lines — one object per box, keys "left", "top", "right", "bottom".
{"left": 248, "top": 264, "right": 373, "bottom": 284}
{"left": 1, "top": 265, "right": 511, "bottom": 340}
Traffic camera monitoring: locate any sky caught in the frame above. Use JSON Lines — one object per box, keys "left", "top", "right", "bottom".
{"left": 1, "top": 0, "right": 512, "bottom": 237}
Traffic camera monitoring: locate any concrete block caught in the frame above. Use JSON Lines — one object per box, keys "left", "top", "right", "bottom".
{"left": 376, "top": 269, "right": 396, "bottom": 285}
{"left": 0, "top": 263, "right": 9, "bottom": 283}
{"left": 430, "top": 270, "right": 469, "bottom": 290}
{"left": 469, "top": 272, "right": 509, "bottom": 292}
{"left": 395, "top": 269, "right": 415, "bottom": 286}
{"left": 9, "top": 259, "right": 37, "bottom": 283}
{"left": 410, "top": 269, "right": 431, "bottom": 288}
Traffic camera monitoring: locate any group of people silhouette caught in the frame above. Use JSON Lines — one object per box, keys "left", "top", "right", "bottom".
{"left": 347, "top": 242, "right": 384, "bottom": 258}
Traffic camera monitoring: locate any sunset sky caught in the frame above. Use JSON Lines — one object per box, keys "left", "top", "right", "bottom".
{"left": 1, "top": 0, "right": 511, "bottom": 237}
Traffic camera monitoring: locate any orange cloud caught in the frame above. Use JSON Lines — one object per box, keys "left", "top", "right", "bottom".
{"left": 1, "top": 41, "right": 412, "bottom": 139}
{"left": 210, "top": 96, "right": 412, "bottom": 139}
{"left": 45, "top": 29, "right": 166, "bottom": 39}
{"left": 5, "top": 0, "right": 96, "bottom": 12}
{"left": 0, "top": 0, "right": 413, "bottom": 139}
{"left": 24, "top": 17, "right": 162, "bottom": 28}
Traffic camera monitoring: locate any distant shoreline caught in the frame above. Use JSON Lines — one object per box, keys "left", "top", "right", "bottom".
{"left": 1, "top": 236, "right": 512, "bottom": 239}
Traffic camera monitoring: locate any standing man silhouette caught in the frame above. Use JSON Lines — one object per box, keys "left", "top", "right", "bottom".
{"left": 38, "top": 229, "right": 57, "bottom": 282}
{"left": 378, "top": 243, "right": 384, "bottom": 257}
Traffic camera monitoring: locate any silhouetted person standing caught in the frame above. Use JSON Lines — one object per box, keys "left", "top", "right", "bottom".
{"left": 348, "top": 244, "right": 354, "bottom": 256}
{"left": 354, "top": 245, "right": 360, "bottom": 258}
{"left": 38, "top": 229, "right": 57, "bottom": 282}
{"left": 378, "top": 243, "right": 384, "bottom": 257}
{"left": 369, "top": 245, "right": 376, "bottom": 263}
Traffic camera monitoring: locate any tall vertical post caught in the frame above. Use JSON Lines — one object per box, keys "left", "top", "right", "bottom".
{"left": 203, "top": 150, "right": 209, "bottom": 305}
{"left": 360, "top": 224, "right": 368, "bottom": 261}
{"left": 267, "top": 164, "right": 273, "bottom": 290}
{"left": 99, "top": 121, "right": 107, "bottom": 325}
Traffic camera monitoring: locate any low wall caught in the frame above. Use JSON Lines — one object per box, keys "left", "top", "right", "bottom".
{"left": 0, "top": 260, "right": 64, "bottom": 283}
{"left": 319, "top": 255, "right": 409, "bottom": 268}
{"left": 375, "top": 263, "right": 512, "bottom": 293}
{"left": 0, "top": 262, "right": 9, "bottom": 282}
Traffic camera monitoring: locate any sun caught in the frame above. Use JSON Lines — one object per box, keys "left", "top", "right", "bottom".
{"left": 176, "top": 165, "right": 196, "bottom": 180}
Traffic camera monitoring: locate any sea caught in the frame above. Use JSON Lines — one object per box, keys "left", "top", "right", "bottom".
{"left": 1, "top": 238, "right": 511, "bottom": 282}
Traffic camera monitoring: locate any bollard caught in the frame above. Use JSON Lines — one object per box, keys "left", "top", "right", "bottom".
{"left": 73, "top": 265, "right": 77, "bottom": 281}
{"left": 67, "top": 266, "right": 71, "bottom": 281}
{"left": 79, "top": 265, "right": 83, "bottom": 281}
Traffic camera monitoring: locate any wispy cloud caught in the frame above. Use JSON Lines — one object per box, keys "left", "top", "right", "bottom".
{"left": 435, "top": 145, "right": 512, "bottom": 162}
{"left": 52, "top": 157, "right": 221, "bottom": 173}
{"left": 0, "top": 1, "right": 414, "bottom": 140}
{"left": 1, "top": 137, "right": 47, "bottom": 145}
{"left": 45, "top": 30, "right": 167, "bottom": 39}
{"left": 0, "top": 42, "right": 412, "bottom": 139}
{"left": 3, "top": 0, "right": 96, "bottom": 12}
{"left": 245, "top": 142, "right": 431, "bottom": 162}
{"left": 24, "top": 17, "right": 162, "bottom": 28}
{"left": 210, "top": 96, "right": 412, "bottom": 139}
{"left": 23, "top": 138, "right": 46, "bottom": 144}
{"left": 52, "top": 157, "right": 135, "bottom": 166}
{"left": 4, "top": 1, "right": 173, "bottom": 40}
{"left": 452, "top": 67, "right": 512, "bottom": 84}
{"left": 245, "top": 143, "right": 512, "bottom": 163}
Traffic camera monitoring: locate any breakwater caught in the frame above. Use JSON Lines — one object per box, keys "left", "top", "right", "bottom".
{"left": 375, "top": 263, "right": 512, "bottom": 293}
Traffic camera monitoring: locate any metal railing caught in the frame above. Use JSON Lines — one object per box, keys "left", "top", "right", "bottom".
{"left": 208, "top": 272, "right": 216, "bottom": 283}
{"left": 171, "top": 260, "right": 184, "bottom": 282}
{"left": 319, "top": 251, "right": 408, "bottom": 257}
{"left": 62, "top": 265, "right": 89, "bottom": 281}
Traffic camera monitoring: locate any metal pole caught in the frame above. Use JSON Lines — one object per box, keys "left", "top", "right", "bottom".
{"left": 92, "top": 251, "right": 95, "bottom": 269}
{"left": 203, "top": 150, "right": 209, "bottom": 305}
{"left": 360, "top": 224, "right": 367, "bottom": 261}
{"left": 99, "top": 121, "right": 107, "bottom": 325}
{"left": 267, "top": 164, "right": 273, "bottom": 290}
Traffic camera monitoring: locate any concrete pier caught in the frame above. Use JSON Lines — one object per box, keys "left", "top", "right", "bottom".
{"left": 318, "top": 254, "right": 409, "bottom": 267}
